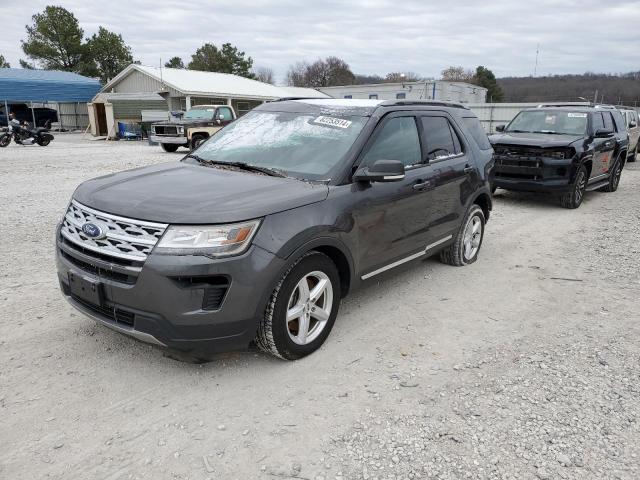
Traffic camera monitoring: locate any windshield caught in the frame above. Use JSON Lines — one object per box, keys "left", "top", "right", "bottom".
{"left": 190, "top": 111, "right": 368, "bottom": 180}
{"left": 185, "top": 108, "right": 215, "bottom": 120}
{"left": 507, "top": 110, "right": 588, "bottom": 135}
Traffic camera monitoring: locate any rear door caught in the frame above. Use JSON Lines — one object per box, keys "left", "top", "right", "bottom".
{"left": 418, "top": 113, "right": 474, "bottom": 241}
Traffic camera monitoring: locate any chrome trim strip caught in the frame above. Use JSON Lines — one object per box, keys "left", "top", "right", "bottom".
{"left": 71, "top": 199, "right": 168, "bottom": 228}
{"left": 361, "top": 235, "right": 453, "bottom": 280}
{"left": 60, "top": 229, "right": 149, "bottom": 262}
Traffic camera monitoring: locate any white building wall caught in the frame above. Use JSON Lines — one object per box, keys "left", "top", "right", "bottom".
{"left": 319, "top": 81, "right": 487, "bottom": 103}
{"left": 111, "top": 70, "right": 181, "bottom": 97}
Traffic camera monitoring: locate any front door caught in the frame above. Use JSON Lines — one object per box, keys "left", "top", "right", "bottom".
{"left": 591, "top": 112, "right": 616, "bottom": 176}
{"left": 351, "top": 114, "right": 438, "bottom": 278}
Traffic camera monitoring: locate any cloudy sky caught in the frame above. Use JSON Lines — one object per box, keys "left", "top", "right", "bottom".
{"left": 1, "top": 0, "right": 639, "bottom": 83}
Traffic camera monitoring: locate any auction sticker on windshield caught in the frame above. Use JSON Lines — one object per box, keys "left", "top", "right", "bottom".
{"left": 568, "top": 113, "right": 587, "bottom": 118}
{"left": 312, "top": 116, "right": 352, "bottom": 129}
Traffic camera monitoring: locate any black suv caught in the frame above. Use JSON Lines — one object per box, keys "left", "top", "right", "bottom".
{"left": 56, "top": 99, "right": 493, "bottom": 360}
{"left": 489, "top": 106, "right": 629, "bottom": 208}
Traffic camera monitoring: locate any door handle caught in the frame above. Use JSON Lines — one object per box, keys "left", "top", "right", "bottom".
{"left": 464, "top": 165, "right": 474, "bottom": 174}
{"left": 412, "top": 180, "right": 432, "bottom": 191}
{"left": 603, "top": 141, "right": 612, "bottom": 147}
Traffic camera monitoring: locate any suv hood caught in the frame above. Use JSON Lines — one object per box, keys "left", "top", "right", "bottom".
{"left": 73, "top": 162, "right": 329, "bottom": 224}
{"left": 489, "top": 132, "right": 583, "bottom": 148}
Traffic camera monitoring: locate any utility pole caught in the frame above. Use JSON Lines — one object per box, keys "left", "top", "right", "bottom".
{"left": 593, "top": 89, "right": 598, "bottom": 104}
{"left": 534, "top": 44, "right": 540, "bottom": 77}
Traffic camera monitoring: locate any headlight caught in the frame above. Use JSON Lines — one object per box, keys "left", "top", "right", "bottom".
{"left": 178, "top": 126, "right": 184, "bottom": 134}
{"left": 151, "top": 126, "right": 156, "bottom": 133}
{"left": 156, "top": 219, "right": 261, "bottom": 257}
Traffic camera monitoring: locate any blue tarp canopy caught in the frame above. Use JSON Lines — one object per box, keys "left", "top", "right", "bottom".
{"left": 0, "top": 68, "right": 101, "bottom": 102}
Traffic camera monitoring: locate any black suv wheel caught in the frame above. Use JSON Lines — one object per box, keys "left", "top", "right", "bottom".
{"left": 256, "top": 252, "right": 340, "bottom": 360}
{"left": 560, "top": 165, "right": 587, "bottom": 209}
{"left": 599, "top": 156, "right": 622, "bottom": 192}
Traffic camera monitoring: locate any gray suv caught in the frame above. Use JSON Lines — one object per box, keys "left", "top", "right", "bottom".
{"left": 56, "top": 99, "right": 493, "bottom": 360}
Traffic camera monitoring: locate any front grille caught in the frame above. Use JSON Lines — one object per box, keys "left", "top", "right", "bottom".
{"left": 60, "top": 200, "right": 168, "bottom": 262}
{"left": 493, "top": 145, "right": 570, "bottom": 181}
{"left": 153, "top": 125, "right": 178, "bottom": 135}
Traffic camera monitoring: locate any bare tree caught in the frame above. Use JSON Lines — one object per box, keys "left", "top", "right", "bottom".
{"left": 254, "top": 66, "right": 275, "bottom": 84}
{"left": 286, "top": 57, "right": 355, "bottom": 87}
{"left": 385, "top": 71, "right": 422, "bottom": 83}
{"left": 441, "top": 66, "right": 475, "bottom": 82}
{"left": 286, "top": 61, "right": 308, "bottom": 86}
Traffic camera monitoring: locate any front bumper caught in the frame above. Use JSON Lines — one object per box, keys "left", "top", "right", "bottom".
{"left": 56, "top": 235, "right": 286, "bottom": 354}
{"left": 150, "top": 135, "right": 187, "bottom": 145}
{"left": 492, "top": 177, "right": 572, "bottom": 193}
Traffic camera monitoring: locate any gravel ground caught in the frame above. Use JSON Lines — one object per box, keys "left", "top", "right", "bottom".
{"left": 0, "top": 134, "right": 639, "bottom": 480}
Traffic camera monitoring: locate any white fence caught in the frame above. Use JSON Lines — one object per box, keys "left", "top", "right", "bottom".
{"left": 466, "top": 102, "right": 591, "bottom": 133}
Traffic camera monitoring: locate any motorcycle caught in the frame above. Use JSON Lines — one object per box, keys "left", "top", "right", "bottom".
{"left": 0, "top": 120, "right": 54, "bottom": 147}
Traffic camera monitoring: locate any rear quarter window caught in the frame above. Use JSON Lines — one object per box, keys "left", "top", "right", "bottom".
{"left": 462, "top": 117, "right": 492, "bottom": 150}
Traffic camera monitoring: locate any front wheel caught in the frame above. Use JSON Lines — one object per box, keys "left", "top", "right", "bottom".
{"left": 256, "top": 251, "right": 340, "bottom": 360}
{"left": 161, "top": 143, "right": 179, "bottom": 153}
{"left": 560, "top": 165, "right": 587, "bottom": 209}
{"left": 191, "top": 134, "right": 207, "bottom": 150}
{"left": 440, "top": 204, "right": 485, "bottom": 266}
{"left": 628, "top": 144, "right": 637, "bottom": 163}
{"left": 0, "top": 134, "right": 10, "bottom": 147}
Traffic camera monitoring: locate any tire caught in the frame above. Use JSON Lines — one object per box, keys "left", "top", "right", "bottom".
{"left": 161, "top": 143, "right": 179, "bottom": 153}
{"left": 628, "top": 144, "right": 637, "bottom": 162}
{"left": 600, "top": 156, "right": 622, "bottom": 192}
{"left": 36, "top": 136, "right": 51, "bottom": 146}
{"left": 439, "top": 204, "right": 485, "bottom": 267}
{"left": 256, "top": 251, "right": 341, "bottom": 360}
{"left": 560, "top": 164, "right": 587, "bottom": 209}
{"left": 0, "top": 134, "right": 10, "bottom": 147}
{"left": 491, "top": 184, "right": 497, "bottom": 195}
{"left": 191, "top": 134, "right": 207, "bottom": 150}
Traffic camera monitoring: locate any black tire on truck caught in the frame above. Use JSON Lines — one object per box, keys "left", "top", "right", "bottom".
{"left": 191, "top": 134, "right": 207, "bottom": 150}
{"left": 439, "top": 204, "right": 485, "bottom": 266}
{"left": 599, "top": 156, "right": 623, "bottom": 193}
{"left": 161, "top": 143, "right": 179, "bottom": 153}
{"left": 560, "top": 164, "right": 587, "bottom": 209}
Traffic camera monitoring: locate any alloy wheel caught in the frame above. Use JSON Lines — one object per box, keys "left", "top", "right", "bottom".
{"left": 286, "top": 271, "right": 333, "bottom": 345}
{"left": 462, "top": 215, "right": 482, "bottom": 261}
{"left": 575, "top": 170, "right": 587, "bottom": 204}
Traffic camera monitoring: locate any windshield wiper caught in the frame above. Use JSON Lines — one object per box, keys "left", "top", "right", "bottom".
{"left": 532, "top": 130, "right": 561, "bottom": 135}
{"left": 506, "top": 129, "right": 529, "bottom": 133}
{"left": 187, "top": 155, "right": 286, "bottom": 178}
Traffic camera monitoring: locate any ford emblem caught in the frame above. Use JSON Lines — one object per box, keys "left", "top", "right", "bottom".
{"left": 82, "top": 222, "right": 106, "bottom": 240}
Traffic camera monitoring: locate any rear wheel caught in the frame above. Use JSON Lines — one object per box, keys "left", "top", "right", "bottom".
{"left": 440, "top": 204, "right": 485, "bottom": 266}
{"left": 0, "top": 134, "right": 10, "bottom": 147}
{"left": 560, "top": 165, "right": 587, "bottom": 209}
{"left": 36, "top": 136, "right": 51, "bottom": 146}
{"left": 256, "top": 252, "right": 340, "bottom": 360}
{"left": 600, "top": 157, "right": 622, "bottom": 192}
{"left": 628, "top": 144, "right": 637, "bottom": 162}
{"left": 161, "top": 143, "right": 179, "bottom": 153}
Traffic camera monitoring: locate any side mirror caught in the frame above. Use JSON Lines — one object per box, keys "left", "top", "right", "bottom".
{"left": 630, "top": 121, "right": 637, "bottom": 128}
{"left": 594, "top": 128, "right": 614, "bottom": 138}
{"left": 495, "top": 125, "right": 506, "bottom": 132}
{"left": 353, "top": 159, "right": 405, "bottom": 183}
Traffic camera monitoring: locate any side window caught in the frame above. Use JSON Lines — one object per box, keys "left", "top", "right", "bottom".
{"left": 369, "top": 94, "right": 378, "bottom": 100}
{"left": 602, "top": 112, "right": 614, "bottom": 131}
{"left": 344, "top": 95, "right": 352, "bottom": 99}
{"left": 610, "top": 111, "right": 625, "bottom": 132}
{"left": 216, "top": 107, "right": 233, "bottom": 121}
{"left": 420, "top": 116, "right": 458, "bottom": 160}
{"left": 361, "top": 117, "right": 421, "bottom": 167}
{"left": 396, "top": 93, "right": 406, "bottom": 99}
{"left": 462, "top": 116, "right": 492, "bottom": 150}
{"left": 591, "top": 112, "right": 604, "bottom": 132}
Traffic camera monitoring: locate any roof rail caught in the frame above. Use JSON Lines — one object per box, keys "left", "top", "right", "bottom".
{"left": 269, "top": 96, "right": 324, "bottom": 102}
{"left": 536, "top": 103, "right": 592, "bottom": 108}
{"left": 381, "top": 99, "right": 467, "bottom": 109}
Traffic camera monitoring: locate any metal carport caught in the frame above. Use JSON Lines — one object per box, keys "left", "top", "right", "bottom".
{"left": 0, "top": 68, "right": 101, "bottom": 129}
